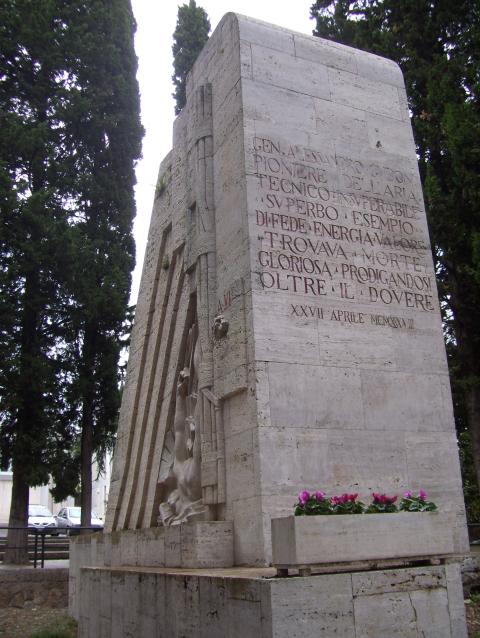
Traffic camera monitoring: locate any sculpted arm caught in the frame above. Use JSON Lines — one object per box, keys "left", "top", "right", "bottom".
{"left": 173, "top": 369, "right": 189, "bottom": 463}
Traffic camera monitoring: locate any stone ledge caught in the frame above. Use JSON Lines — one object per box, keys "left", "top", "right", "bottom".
{"left": 71, "top": 521, "right": 234, "bottom": 569}
{"left": 82, "top": 564, "right": 276, "bottom": 579}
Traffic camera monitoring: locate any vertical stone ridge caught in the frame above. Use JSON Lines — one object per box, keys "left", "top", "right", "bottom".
{"left": 122, "top": 247, "right": 185, "bottom": 529}
{"left": 134, "top": 253, "right": 191, "bottom": 528}
{"left": 108, "top": 224, "right": 171, "bottom": 532}
{"left": 146, "top": 288, "right": 198, "bottom": 527}
{"left": 189, "top": 84, "right": 226, "bottom": 510}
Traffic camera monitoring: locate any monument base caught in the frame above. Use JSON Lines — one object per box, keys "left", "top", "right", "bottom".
{"left": 69, "top": 524, "right": 234, "bottom": 619}
{"left": 75, "top": 562, "right": 467, "bottom": 637}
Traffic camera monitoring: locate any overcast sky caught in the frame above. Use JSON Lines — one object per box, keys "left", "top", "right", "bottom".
{"left": 129, "top": 0, "right": 314, "bottom": 302}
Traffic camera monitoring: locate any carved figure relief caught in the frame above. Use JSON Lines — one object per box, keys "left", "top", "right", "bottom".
{"left": 157, "top": 82, "right": 226, "bottom": 526}
{"left": 158, "top": 322, "right": 207, "bottom": 526}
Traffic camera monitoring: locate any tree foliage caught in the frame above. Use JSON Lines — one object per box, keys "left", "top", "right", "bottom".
{"left": 172, "top": 0, "right": 210, "bottom": 115}
{"left": 310, "top": 0, "right": 480, "bottom": 507}
{"left": 0, "top": 0, "right": 143, "bottom": 560}
{"left": 459, "top": 431, "right": 480, "bottom": 523}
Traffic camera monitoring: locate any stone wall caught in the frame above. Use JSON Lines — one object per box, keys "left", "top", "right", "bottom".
{"left": 238, "top": 14, "right": 468, "bottom": 564}
{"left": 0, "top": 567, "right": 68, "bottom": 609}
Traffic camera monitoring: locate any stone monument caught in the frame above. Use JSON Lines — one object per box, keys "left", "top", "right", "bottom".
{"left": 70, "top": 13, "right": 469, "bottom": 637}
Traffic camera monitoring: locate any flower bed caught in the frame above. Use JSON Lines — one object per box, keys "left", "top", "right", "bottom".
{"left": 294, "top": 489, "right": 437, "bottom": 516}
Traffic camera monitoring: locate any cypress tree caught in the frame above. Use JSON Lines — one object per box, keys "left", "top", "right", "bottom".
{"left": 1, "top": 0, "right": 75, "bottom": 564}
{"left": 0, "top": 0, "right": 142, "bottom": 561}
{"left": 57, "top": 0, "right": 143, "bottom": 530}
{"left": 310, "top": 0, "right": 480, "bottom": 498}
{"left": 172, "top": 0, "right": 210, "bottom": 115}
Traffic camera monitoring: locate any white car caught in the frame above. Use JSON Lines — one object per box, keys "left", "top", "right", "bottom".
{"left": 28, "top": 505, "right": 59, "bottom": 535}
{"left": 55, "top": 506, "right": 104, "bottom": 533}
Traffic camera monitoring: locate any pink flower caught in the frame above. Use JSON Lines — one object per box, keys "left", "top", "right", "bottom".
{"left": 418, "top": 489, "right": 427, "bottom": 501}
{"left": 314, "top": 491, "right": 325, "bottom": 501}
{"left": 298, "top": 490, "right": 310, "bottom": 505}
{"left": 372, "top": 493, "right": 397, "bottom": 505}
{"left": 403, "top": 490, "right": 413, "bottom": 498}
{"left": 331, "top": 493, "right": 358, "bottom": 505}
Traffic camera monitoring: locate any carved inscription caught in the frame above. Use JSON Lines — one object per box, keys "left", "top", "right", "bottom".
{"left": 216, "top": 278, "right": 244, "bottom": 315}
{"left": 290, "top": 304, "right": 414, "bottom": 330}
{"left": 252, "top": 136, "right": 436, "bottom": 326}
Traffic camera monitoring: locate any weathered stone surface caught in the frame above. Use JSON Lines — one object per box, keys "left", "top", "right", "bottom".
{"left": 353, "top": 589, "right": 451, "bottom": 638}
{"left": 181, "top": 521, "right": 234, "bottom": 568}
{"left": 351, "top": 566, "right": 447, "bottom": 596}
{"left": 269, "top": 574, "right": 355, "bottom": 637}
{"left": 76, "top": 564, "right": 466, "bottom": 638}
{"left": 70, "top": 521, "right": 234, "bottom": 612}
{"left": 446, "top": 562, "right": 469, "bottom": 638}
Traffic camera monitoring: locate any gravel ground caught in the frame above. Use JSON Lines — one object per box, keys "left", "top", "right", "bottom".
{"left": 466, "top": 597, "right": 480, "bottom": 638}
{"left": 0, "top": 608, "right": 76, "bottom": 638}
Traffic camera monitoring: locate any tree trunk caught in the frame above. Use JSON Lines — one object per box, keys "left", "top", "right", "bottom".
{"left": 3, "top": 465, "right": 29, "bottom": 564}
{"left": 80, "top": 325, "right": 96, "bottom": 531}
{"left": 80, "top": 410, "right": 93, "bottom": 530}
{"left": 4, "top": 267, "right": 40, "bottom": 564}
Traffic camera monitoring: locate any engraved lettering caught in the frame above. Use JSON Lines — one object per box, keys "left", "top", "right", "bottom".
{"left": 251, "top": 135, "right": 436, "bottom": 320}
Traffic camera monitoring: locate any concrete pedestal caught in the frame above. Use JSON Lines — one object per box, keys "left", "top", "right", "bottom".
{"left": 76, "top": 563, "right": 466, "bottom": 638}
